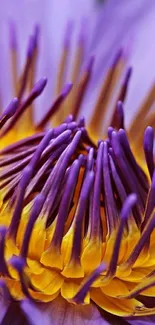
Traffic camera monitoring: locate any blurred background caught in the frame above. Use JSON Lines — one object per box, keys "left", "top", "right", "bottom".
{"left": 0, "top": 0, "right": 155, "bottom": 126}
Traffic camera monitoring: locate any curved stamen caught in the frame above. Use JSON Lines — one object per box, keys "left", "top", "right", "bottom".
{"left": 141, "top": 171, "right": 155, "bottom": 230}
{"left": 0, "top": 132, "right": 45, "bottom": 155}
{"left": 111, "top": 131, "right": 143, "bottom": 224}
{"left": 118, "top": 66, "right": 132, "bottom": 103}
{"left": 51, "top": 159, "right": 82, "bottom": 250}
{"left": 20, "top": 193, "right": 46, "bottom": 260}
{"left": 8, "top": 129, "right": 53, "bottom": 239}
{"left": 72, "top": 263, "right": 106, "bottom": 304}
{"left": 1, "top": 78, "right": 47, "bottom": 137}
{"left": 105, "top": 194, "right": 137, "bottom": 280}
{"left": 68, "top": 170, "right": 94, "bottom": 263}
{"left": 109, "top": 154, "right": 127, "bottom": 204}
{"left": 118, "top": 128, "right": 148, "bottom": 193}
{"left": 122, "top": 209, "right": 155, "bottom": 270}
{"left": 0, "top": 227, "right": 10, "bottom": 277}
{"left": 144, "top": 126, "right": 154, "bottom": 179}
{"left": 86, "top": 147, "right": 94, "bottom": 171}
{"left": 41, "top": 131, "right": 82, "bottom": 221}
{"left": 0, "top": 98, "right": 18, "bottom": 129}
{"left": 103, "top": 141, "right": 118, "bottom": 233}
{"left": 9, "top": 256, "right": 33, "bottom": 300}
{"left": 17, "top": 34, "right": 36, "bottom": 101}
{"left": 90, "top": 142, "right": 103, "bottom": 239}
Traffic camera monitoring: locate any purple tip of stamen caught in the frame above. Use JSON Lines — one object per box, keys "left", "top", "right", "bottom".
{"left": 65, "top": 115, "right": 73, "bottom": 123}
{"left": 33, "top": 24, "right": 40, "bottom": 47}
{"left": 32, "top": 77, "right": 47, "bottom": 96}
{"left": 121, "top": 194, "right": 137, "bottom": 220}
{"left": 144, "top": 126, "right": 154, "bottom": 178}
{"left": 3, "top": 98, "right": 18, "bottom": 118}
{"left": 9, "top": 256, "right": 25, "bottom": 272}
{"left": 125, "top": 66, "right": 132, "bottom": 82}
{"left": 78, "top": 116, "right": 85, "bottom": 127}
{"left": 117, "top": 101, "right": 124, "bottom": 128}
{"left": 27, "top": 36, "right": 34, "bottom": 58}
{"left": 9, "top": 20, "right": 17, "bottom": 50}
{"left": 85, "top": 55, "right": 95, "bottom": 73}
{"left": 0, "top": 226, "right": 7, "bottom": 238}
{"left": 73, "top": 263, "right": 106, "bottom": 304}
{"left": 112, "top": 48, "right": 123, "bottom": 69}
{"left": 64, "top": 20, "right": 74, "bottom": 48}
{"left": 62, "top": 83, "right": 73, "bottom": 98}
{"left": 78, "top": 17, "right": 88, "bottom": 45}
{"left": 107, "top": 127, "right": 114, "bottom": 140}
{"left": 78, "top": 154, "right": 86, "bottom": 166}
{"left": 144, "top": 126, "right": 154, "bottom": 152}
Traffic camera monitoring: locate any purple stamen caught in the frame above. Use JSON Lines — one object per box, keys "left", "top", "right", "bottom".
{"left": 90, "top": 142, "right": 103, "bottom": 239}
{"left": 144, "top": 126, "right": 154, "bottom": 179}
{"left": 64, "top": 21, "right": 74, "bottom": 49}
{"left": 86, "top": 148, "right": 94, "bottom": 171}
{"left": 105, "top": 194, "right": 137, "bottom": 279}
{"left": 51, "top": 159, "right": 82, "bottom": 249}
{"left": 118, "top": 128, "right": 148, "bottom": 192}
{"left": 53, "top": 123, "right": 68, "bottom": 136}
{"left": 78, "top": 116, "right": 85, "bottom": 127}
{"left": 117, "top": 101, "right": 124, "bottom": 129}
{"left": 0, "top": 227, "right": 10, "bottom": 277}
{"left": 0, "top": 155, "right": 33, "bottom": 181}
{"left": 0, "top": 133, "right": 45, "bottom": 155}
{"left": 0, "top": 98, "right": 18, "bottom": 129}
{"left": 33, "top": 24, "right": 40, "bottom": 49}
{"left": 41, "top": 131, "right": 82, "bottom": 220}
{"left": 124, "top": 211, "right": 155, "bottom": 269}
{"left": 9, "top": 21, "right": 17, "bottom": 50}
{"left": 111, "top": 48, "right": 123, "bottom": 69}
{"left": 1, "top": 78, "right": 47, "bottom": 136}
{"left": 119, "top": 67, "right": 132, "bottom": 103}
{"left": 70, "top": 170, "right": 94, "bottom": 262}
{"left": 8, "top": 130, "right": 53, "bottom": 239}
{"left": 103, "top": 141, "right": 118, "bottom": 233}
{"left": 25, "top": 145, "right": 67, "bottom": 200}
{"left": 64, "top": 115, "right": 73, "bottom": 123}
{"left": 31, "top": 78, "right": 47, "bottom": 97}
{"left": 40, "top": 130, "right": 71, "bottom": 159}
{"left": 111, "top": 131, "right": 144, "bottom": 219}
{"left": 109, "top": 154, "right": 127, "bottom": 204}
{"left": 73, "top": 263, "right": 106, "bottom": 304}
{"left": 27, "top": 35, "right": 35, "bottom": 58}
{"left": 8, "top": 166, "right": 33, "bottom": 239}
{"left": 10, "top": 256, "right": 33, "bottom": 300}
{"left": 20, "top": 193, "right": 46, "bottom": 260}
{"left": 107, "top": 126, "right": 114, "bottom": 141}
{"left": 141, "top": 171, "right": 155, "bottom": 229}
{"left": 0, "top": 146, "right": 37, "bottom": 168}
{"left": 78, "top": 17, "right": 87, "bottom": 46}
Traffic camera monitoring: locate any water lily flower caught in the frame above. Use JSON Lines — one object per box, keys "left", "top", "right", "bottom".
{"left": 0, "top": 1, "right": 155, "bottom": 325}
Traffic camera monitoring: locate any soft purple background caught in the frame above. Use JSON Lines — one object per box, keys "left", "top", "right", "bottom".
{"left": 0, "top": 0, "right": 155, "bottom": 126}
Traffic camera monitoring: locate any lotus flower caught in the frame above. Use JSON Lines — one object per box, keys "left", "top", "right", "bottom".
{"left": 0, "top": 1, "right": 155, "bottom": 325}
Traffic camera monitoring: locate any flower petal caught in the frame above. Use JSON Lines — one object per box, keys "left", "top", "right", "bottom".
{"left": 0, "top": 301, "right": 32, "bottom": 325}
{"left": 127, "top": 315, "right": 155, "bottom": 324}
{"left": 22, "top": 295, "right": 116, "bottom": 325}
